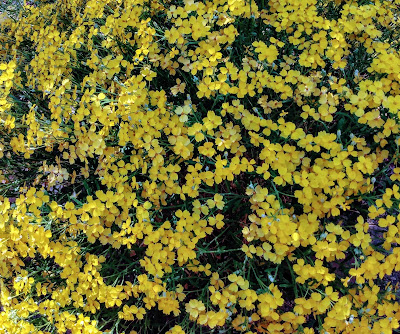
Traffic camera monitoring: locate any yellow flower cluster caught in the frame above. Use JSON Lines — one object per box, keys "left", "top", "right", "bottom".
{"left": 0, "top": 0, "right": 400, "bottom": 332}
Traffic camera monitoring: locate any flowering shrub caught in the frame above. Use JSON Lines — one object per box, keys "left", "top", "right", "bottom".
{"left": 1, "top": 0, "right": 400, "bottom": 333}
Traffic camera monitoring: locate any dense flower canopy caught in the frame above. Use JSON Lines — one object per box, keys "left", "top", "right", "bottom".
{"left": 1, "top": 0, "right": 400, "bottom": 333}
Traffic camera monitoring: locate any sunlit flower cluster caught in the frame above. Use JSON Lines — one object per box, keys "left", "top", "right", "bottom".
{"left": 0, "top": 0, "right": 400, "bottom": 333}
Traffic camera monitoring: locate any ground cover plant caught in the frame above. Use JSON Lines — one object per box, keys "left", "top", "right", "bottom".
{"left": 1, "top": 0, "right": 400, "bottom": 333}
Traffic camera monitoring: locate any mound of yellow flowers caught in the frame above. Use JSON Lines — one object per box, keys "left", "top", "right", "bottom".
{"left": 1, "top": 0, "right": 400, "bottom": 333}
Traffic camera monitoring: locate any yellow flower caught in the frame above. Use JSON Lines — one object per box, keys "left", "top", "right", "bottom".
{"left": 171, "top": 78, "right": 186, "bottom": 95}
{"left": 188, "top": 123, "right": 205, "bottom": 142}
{"left": 166, "top": 325, "right": 185, "bottom": 334}
{"left": 213, "top": 194, "right": 225, "bottom": 210}
{"left": 175, "top": 104, "right": 191, "bottom": 123}
{"left": 253, "top": 41, "right": 279, "bottom": 63}
{"left": 185, "top": 299, "right": 205, "bottom": 319}
{"left": 198, "top": 142, "right": 216, "bottom": 157}
{"left": 173, "top": 136, "right": 193, "bottom": 158}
